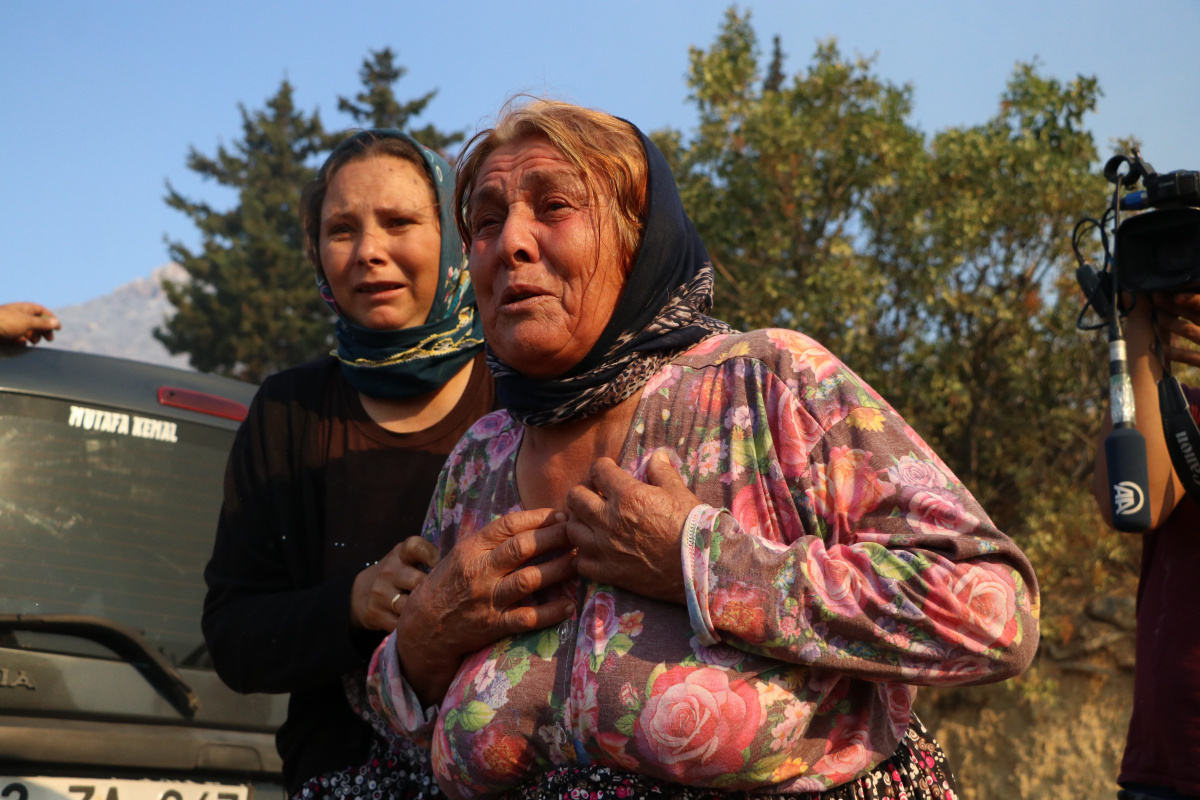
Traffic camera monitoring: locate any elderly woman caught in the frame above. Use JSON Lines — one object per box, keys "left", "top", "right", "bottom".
{"left": 368, "top": 101, "right": 1039, "bottom": 800}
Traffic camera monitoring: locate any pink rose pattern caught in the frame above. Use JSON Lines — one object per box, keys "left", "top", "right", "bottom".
{"left": 634, "top": 666, "right": 761, "bottom": 779}
{"left": 367, "top": 329, "right": 1039, "bottom": 799}
{"left": 803, "top": 544, "right": 896, "bottom": 619}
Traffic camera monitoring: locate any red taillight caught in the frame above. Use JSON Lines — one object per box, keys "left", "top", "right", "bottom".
{"left": 158, "top": 387, "right": 249, "bottom": 422}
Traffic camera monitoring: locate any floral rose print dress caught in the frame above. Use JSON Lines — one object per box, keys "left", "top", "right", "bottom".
{"left": 368, "top": 329, "right": 1039, "bottom": 797}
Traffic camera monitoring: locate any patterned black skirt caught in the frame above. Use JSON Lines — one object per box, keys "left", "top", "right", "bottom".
{"left": 290, "top": 673, "right": 438, "bottom": 800}
{"left": 500, "top": 716, "right": 957, "bottom": 800}
{"left": 293, "top": 678, "right": 955, "bottom": 800}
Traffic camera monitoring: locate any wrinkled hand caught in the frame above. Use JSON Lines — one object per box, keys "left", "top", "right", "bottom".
{"left": 0, "top": 302, "right": 60, "bottom": 345}
{"left": 564, "top": 449, "right": 702, "bottom": 605}
{"left": 350, "top": 536, "right": 440, "bottom": 632}
{"left": 396, "top": 508, "right": 577, "bottom": 707}
{"left": 1153, "top": 291, "right": 1200, "bottom": 368}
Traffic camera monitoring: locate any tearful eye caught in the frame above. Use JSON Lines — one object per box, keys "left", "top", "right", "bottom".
{"left": 473, "top": 215, "right": 501, "bottom": 234}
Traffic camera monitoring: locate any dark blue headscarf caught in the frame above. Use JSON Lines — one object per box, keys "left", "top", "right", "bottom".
{"left": 485, "top": 122, "right": 731, "bottom": 427}
{"left": 316, "top": 129, "right": 484, "bottom": 400}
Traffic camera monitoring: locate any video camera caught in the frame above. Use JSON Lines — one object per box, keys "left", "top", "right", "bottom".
{"left": 1075, "top": 149, "right": 1200, "bottom": 532}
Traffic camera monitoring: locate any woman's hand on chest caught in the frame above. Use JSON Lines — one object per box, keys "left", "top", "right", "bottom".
{"left": 394, "top": 508, "right": 578, "bottom": 708}
{"left": 564, "top": 449, "right": 702, "bottom": 605}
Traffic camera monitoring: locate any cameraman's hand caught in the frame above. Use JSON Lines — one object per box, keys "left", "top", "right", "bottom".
{"left": 1152, "top": 291, "right": 1200, "bottom": 369}
{"left": 1094, "top": 290, "right": 1195, "bottom": 531}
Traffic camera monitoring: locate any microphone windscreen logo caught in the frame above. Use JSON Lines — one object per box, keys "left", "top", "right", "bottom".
{"left": 1113, "top": 480, "right": 1146, "bottom": 516}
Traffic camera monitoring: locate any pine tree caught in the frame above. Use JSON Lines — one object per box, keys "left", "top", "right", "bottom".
{"left": 337, "top": 48, "right": 465, "bottom": 153}
{"left": 155, "top": 81, "right": 333, "bottom": 382}
{"left": 763, "top": 36, "right": 786, "bottom": 93}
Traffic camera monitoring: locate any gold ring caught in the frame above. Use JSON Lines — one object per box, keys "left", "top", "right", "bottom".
{"left": 390, "top": 592, "right": 403, "bottom": 612}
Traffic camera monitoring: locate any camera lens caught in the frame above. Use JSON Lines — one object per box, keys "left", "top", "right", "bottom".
{"left": 1116, "top": 207, "right": 1200, "bottom": 292}
{"left": 1156, "top": 235, "right": 1195, "bottom": 275}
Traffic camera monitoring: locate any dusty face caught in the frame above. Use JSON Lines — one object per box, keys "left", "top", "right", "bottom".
{"left": 319, "top": 155, "right": 442, "bottom": 330}
{"left": 466, "top": 137, "right": 626, "bottom": 379}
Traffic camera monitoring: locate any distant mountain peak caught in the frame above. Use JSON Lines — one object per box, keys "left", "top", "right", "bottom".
{"left": 51, "top": 263, "right": 193, "bottom": 369}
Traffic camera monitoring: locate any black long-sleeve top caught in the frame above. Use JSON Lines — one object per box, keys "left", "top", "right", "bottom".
{"left": 202, "top": 356, "right": 493, "bottom": 793}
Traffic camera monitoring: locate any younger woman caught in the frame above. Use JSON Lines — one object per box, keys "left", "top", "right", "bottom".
{"left": 203, "top": 130, "right": 493, "bottom": 799}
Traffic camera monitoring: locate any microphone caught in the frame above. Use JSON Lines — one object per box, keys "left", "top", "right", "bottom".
{"left": 1105, "top": 425, "right": 1151, "bottom": 532}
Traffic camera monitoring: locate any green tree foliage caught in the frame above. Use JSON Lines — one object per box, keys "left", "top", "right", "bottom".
{"left": 156, "top": 81, "right": 332, "bottom": 382}
{"left": 665, "top": 9, "right": 1127, "bottom": 605}
{"left": 871, "top": 63, "right": 1108, "bottom": 531}
{"left": 657, "top": 8, "right": 925, "bottom": 373}
{"left": 337, "top": 47, "right": 465, "bottom": 153}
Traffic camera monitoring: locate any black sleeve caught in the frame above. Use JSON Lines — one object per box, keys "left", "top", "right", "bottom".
{"left": 201, "top": 367, "right": 371, "bottom": 695}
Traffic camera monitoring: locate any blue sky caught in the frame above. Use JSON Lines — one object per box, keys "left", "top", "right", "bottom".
{"left": 3, "top": 0, "right": 1198, "bottom": 308}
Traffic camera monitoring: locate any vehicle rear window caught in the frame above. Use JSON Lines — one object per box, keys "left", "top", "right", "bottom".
{"left": 0, "top": 391, "right": 233, "bottom": 668}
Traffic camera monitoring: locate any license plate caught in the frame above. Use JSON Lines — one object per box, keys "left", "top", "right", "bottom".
{"left": 0, "top": 779, "right": 248, "bottom": 800}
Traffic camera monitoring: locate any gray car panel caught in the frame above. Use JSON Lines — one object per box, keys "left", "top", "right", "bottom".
{"left": 0, "top": 347, "right": 284, "bottom": 790}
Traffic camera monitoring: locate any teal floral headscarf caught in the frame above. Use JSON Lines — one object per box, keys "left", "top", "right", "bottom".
{"left": 315, "top": 130, "right": 484, "bottom": 400}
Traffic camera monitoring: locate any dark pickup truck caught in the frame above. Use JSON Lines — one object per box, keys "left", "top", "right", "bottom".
{"left": 0, "top": 346, "right": 286, "bottom": 800}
